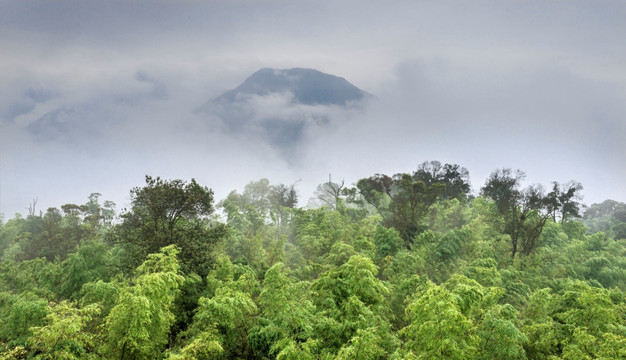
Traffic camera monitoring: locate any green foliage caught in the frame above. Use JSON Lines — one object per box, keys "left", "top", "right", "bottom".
{"left": 80, "top": 280, "right": 119, "bottom": 315}
{"left": 59, "top": 240, "right": 114, "bottom": 299}
{"left": 273, "top": 338, "right": 318, "bottom": 360}
{"left": 583, "top": 199, "right": 626, "bottom": 236}
{"left": 309, "top": 255, "right": 393, "bottom": 355}
{"left": 435, "top": 230, "right": 465, "bottom": 261}
{"left": 0, "top": 258, "right": 62, "bottom": 299}
{"left": 1, "top": 194, "right": 115, "bottom": 262}
{"left": 612, "top": 222, "right": 626, "bottom": 240}
{"left": 195, "top": 289, "right": 257, "bottom": 358}
{"left": 334, "top": 327, "right": 391, "bottom": 360}
{"left": 1, "top": 171, "right": 625, "bottom": 360}
{"left": 425, "top": 198, "right": 466, "bottom": 234}
{"left": 521, "top": 281, "right": 626, "bottom": 359}
{"left": 185, "top": 267, "right": 259, "bottom": 359}
{"left": 476, "top": 304, "right": 527, "bottom": 360}
{"left": 170, "top": 273, "right": 204, "bottom": 339}
{"left": 166, "top": 329, "right": 223, "bottom": 360}
{"left": 401, "top": 275, "right": 522, "bottom": 360}
{"left": 414, "top": 161, "right": 471, "bottom": 201}
{"left": 288, "top": 207, "right": 378, "bottom": 278}
{"left": 386, "top": 173, "right": 446, "bottom": 241}
{"left": 382, "top": 255, "right": 426, "bottom": 330}
{"left": 465, "top": 258, "right": 502, "bottom": 287}
{"left": 221, "top": 179, "right": 298, "bottom": 234}
{"left": 562, "top": 220, "right": 587, "bottom": 240}
{"left": 481, "top": 169, "right": 567, "bottom": 258}
{"left": 373, "top": 225, "right": 402, "bottom": 260}
{"left": 249, "top": 263, "right": 316, "bottom": 358}
{"left": 115, "top": 176, "right": 220, "bottom": 275}
{"left": 545, "top": 181, "right": 584, "bottom": 223}
{"left": 293, "top": 208, "right": 350, "bottom": 264}
{"left": 312, "top": 255, "right": 388, "bottom": 312}
{"left": 0, "top": 292, "right": 48, "bottom": 345}
{"left": 499, "top": 269, "right": 531, "bottom": 307}
{"left": 0, "top": 215, "right": 24, "bottom": 260}
{"left": 28, "top": 301, "right": 101, "bottom": 359}
{"left": 357, "top": 170, "right": 447, "bottom": 242}
{"left": 105, "top": 245, "right": 184, "bottom": 359}
{"left": 401, "top": 279, "right": 479, "bottom": 359}
{"left": 177, "top": 221, "right": 228, "bottom": 278}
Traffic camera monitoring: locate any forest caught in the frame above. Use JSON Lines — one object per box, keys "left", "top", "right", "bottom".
{"left": 0, "top": 161, "right": 625, "bottom": 359}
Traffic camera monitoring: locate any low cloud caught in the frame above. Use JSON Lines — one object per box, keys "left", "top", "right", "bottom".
{"left": 199, "top": 90, "right": 369, "bottom": 164}
{"left": 1, "top": 1, "right": 625, "bottom": 216}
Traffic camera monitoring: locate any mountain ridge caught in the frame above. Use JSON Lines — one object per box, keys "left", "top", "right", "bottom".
{"left": 214, "top": 67, "right": 370, "bottom": 106}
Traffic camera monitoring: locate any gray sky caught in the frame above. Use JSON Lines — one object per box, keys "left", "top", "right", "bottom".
{"left": 1, "top": 0, "right": 625, "bottom": 217}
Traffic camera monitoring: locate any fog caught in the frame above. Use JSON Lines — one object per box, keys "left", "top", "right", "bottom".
{"left": 1, "top": 1, "right": 625, "bottom": 217}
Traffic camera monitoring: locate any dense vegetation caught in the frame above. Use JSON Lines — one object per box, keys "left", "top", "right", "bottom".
{"left": 1, "top": 161, "right": 625, "bottom": 359}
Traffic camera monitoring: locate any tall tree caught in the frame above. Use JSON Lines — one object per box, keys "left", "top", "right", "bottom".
{"left": 313, "top": 175, "right": 345, "bottom": 210}
{"left": 114, "top": 176, "right": 221, "bottom": 275}
{"left": 386, "top": 173, "right": 446, "bottom": 241}
{"left": 414, "top": 161, "right": 471, "bottom": 201}
{"left": 121, "top": 176, "right": 214, "bottom": 247}
{"left": 356, "top": 174, "right": 393, "bottom": 214}
{"left": 222, "top": 179, "right": 298, "bottom": 231}
{"left": 356, "top": 165, "right": 463, "bottom": 241}
{"left": 481, "top": 169, "right": 555, "bottom": 258}
{"left": 268, "top": 182, "right": 298, "bottom": 222}
{"left": 545, "top": 181, "right": 584, "bottom": 223}
{"left": 356, "top": 172, "right": 445, "bottom": 241}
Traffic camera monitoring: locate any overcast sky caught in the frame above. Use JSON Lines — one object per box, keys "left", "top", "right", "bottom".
{"left": 1, "top": 0, "right": 625, "bottom": 217}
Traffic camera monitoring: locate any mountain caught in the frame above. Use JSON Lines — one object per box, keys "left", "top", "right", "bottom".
{"left": 214, "top": 68, "right": 370, "bottom": 106}
{"left": 203, "top": 68, "right": 371, "bottom": 163}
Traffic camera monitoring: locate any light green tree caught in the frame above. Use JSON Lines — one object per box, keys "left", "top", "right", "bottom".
{"left": 178, "top": 255, "right": 259, "bottom": 359}
{"left": 476, "top": 304, "right": 527, "bottom": 360}
{"left": 310, "top": 255, "right": 396, "bottom": 357}
{"left": 105, "top": 245, "right": 184, "bottom": 359}
{"left": 28, "top": 301, "right": 101, "bottom": 359}
{"left": 249, "top": 263, "right": 316, "bottom": 358}
{"left": 401, "top": 279, "right": 479, "bottom": 360}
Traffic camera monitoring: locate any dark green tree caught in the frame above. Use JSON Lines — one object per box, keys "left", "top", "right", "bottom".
{"left": 386, "top": 173, "right": 445, "bottom": 242}
{"left": 356, "top": 174, "right": 393, "bottom": 215}
{"left": 114, "top": 176, "right": 222, "bottom": 276}
{"left": 481, "top": 169, "right": 556, "bottom": 258}
{"left": 357, "top": 170, "right": 446, "bottom": 242}
{"left": 414, "top": 161, "right": 471, "bottom": 201}
{"left": 545, "top": 181, "right": 584, "bottom": 223}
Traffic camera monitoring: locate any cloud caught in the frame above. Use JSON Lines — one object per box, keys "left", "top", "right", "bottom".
{"left": 1, "top": 1, "right": 625, "bottom": 217}
{"left": 200, "top": 87, "right": 369, "bottom": 164}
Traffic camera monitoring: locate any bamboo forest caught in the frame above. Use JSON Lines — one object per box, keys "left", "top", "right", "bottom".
{"left": 1, "top": 161, "right": 625, "bottom": 359}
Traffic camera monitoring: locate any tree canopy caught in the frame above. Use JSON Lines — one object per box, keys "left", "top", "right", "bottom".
{"left": 1, "top": 166, "right": 625, "bottom": 359}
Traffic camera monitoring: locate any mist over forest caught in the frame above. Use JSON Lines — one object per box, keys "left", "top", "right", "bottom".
{"left": 2, "top": 2, "right": 626, "bottom": 218}
{"left": 1, "top": 1, "right": 626, "bottom": 359}
{"left": 1, "top": 163, "right": 626, "bottom": 358}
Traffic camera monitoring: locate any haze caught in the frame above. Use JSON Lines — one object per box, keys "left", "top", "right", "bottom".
{"left": 1, "top": 0, "right": 625, "bottom": 217}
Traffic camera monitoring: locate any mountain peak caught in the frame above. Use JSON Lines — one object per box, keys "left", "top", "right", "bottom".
{"left": 215, "top": 67, "right": 369, "bottom": 106}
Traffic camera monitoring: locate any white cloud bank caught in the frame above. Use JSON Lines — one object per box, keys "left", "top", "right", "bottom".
{"left": 1, "top": 0, "right": 625, "bottom": 216}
